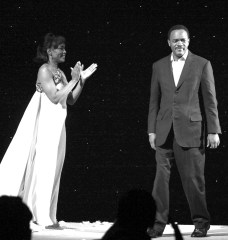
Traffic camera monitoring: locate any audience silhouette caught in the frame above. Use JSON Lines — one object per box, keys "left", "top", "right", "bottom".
{"left": 0, "top": 195, "right": 32, "bottom": 240}
{"left": 0, "top": 191, "right": 184, "bottom": 240}
{"left": 101, "top": 188, "right": 156, "bottom": 240}
{"left": 168, "top": 217, "right": 184, "bottom": 240}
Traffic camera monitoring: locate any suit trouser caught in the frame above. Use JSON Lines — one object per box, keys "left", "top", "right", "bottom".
{"left": 152, "top": 128, "right": 210, "bottom": 232}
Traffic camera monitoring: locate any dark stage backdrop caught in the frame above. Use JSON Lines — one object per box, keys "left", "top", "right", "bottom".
{"left": 1, "top": 0, "right": 228, "bottom": 224}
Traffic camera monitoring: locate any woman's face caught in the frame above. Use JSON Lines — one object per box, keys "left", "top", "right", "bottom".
{"left": 49, "top": 43, "right": 66, "bottom": 63}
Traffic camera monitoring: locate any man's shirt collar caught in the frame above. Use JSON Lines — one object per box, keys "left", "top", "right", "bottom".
{"left": 171, "top": 49, "right": 189, "bottom": 62}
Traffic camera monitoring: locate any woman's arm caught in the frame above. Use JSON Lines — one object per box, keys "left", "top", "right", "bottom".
{"left": 67, "top": 63, "right": 98, "bottom": 105}
{"left": 66, "top": 77, "right": 85, "bottom": 105}
{"left": 38, "top": 63, "right": 81, "bottom": 104}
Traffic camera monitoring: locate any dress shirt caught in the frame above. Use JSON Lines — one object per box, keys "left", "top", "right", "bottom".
{"left": 171, "top": 50, "right": 188, "bottom": 87}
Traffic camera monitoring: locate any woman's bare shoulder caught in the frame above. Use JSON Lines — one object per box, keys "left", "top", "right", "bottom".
{"left": 37, "top": 64, "right": 54, "bottom": 87}
{"left": 38, "top": 63, "right": 49, "bottom": 73}
{"left": 38, "top": 64, "right": 52, "bottom": 78}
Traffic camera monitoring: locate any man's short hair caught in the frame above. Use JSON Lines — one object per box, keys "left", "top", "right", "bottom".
{"left": 168, "top": 25, "right": 190, "bottom": 39}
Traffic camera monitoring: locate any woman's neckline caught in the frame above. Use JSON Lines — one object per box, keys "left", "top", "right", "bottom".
{"left": 45, "top": 63, "right": 61, "bottom": 74}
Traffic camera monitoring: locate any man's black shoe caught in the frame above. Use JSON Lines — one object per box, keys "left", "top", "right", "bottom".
{"left": 147, "top": 228, "right": 163, "bottom": 238}
{"left": 191, "top": 227, "right": 209, "bottom": 237}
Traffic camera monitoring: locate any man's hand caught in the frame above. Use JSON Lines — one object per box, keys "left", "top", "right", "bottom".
{"left": 149, "top": 133, "right": 156, "bottom": 150}
{"left": 207, "top": 133, "right": 220, "bottom": 149}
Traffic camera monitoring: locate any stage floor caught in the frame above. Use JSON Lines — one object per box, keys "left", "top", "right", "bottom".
{"left": 32, "top": 221, "right": 228, "bottom": 240}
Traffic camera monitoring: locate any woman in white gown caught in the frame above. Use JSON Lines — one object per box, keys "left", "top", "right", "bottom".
{"left": 0, "top": 33, "right": 97, "bottom": 228}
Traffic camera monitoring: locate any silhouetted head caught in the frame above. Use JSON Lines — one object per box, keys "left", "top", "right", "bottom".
{"left": 117, "top": 189, "right": 156, "bottom": 231}
{"left": 0, "top": 196, "right": 32, "bottom": 240}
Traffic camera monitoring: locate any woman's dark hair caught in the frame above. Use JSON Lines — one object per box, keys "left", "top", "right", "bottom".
{"left": 34, "top": 33, "right": 65, "bottom": 63}
{"left": 167, "top": 25, "right": 190, "bottom": 40}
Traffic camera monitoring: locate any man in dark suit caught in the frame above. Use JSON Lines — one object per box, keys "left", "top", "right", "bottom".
{"left": 147, "top": 25, "right": 221, "bottom": 238}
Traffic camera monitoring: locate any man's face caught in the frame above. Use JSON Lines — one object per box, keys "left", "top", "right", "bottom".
{"left": 168, "top": 29, "right": 189, "bottom": 59}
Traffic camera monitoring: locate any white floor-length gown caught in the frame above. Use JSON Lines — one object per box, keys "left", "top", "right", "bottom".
{"left": 0, "top": 73, "right": 68, "bottom": 226}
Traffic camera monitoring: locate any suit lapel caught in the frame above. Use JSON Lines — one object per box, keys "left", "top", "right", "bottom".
{"left": 176, "top": 51, "right": 193, "bottom": 89}
{"left": 165, "top": 55, "right": 176, "bottom": 90}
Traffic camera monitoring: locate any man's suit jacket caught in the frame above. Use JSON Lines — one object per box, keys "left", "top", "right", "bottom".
{"left": 148, "top": 51, "right": 221, "bottom": 147}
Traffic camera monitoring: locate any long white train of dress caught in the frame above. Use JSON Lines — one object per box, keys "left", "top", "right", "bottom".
{"left": 0, "top": 90, "right": 67, "bottom": 226}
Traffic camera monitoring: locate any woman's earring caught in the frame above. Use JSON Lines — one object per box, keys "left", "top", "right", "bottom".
{"left": 47, "top": 49, "right": 52, "bottom": 57}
